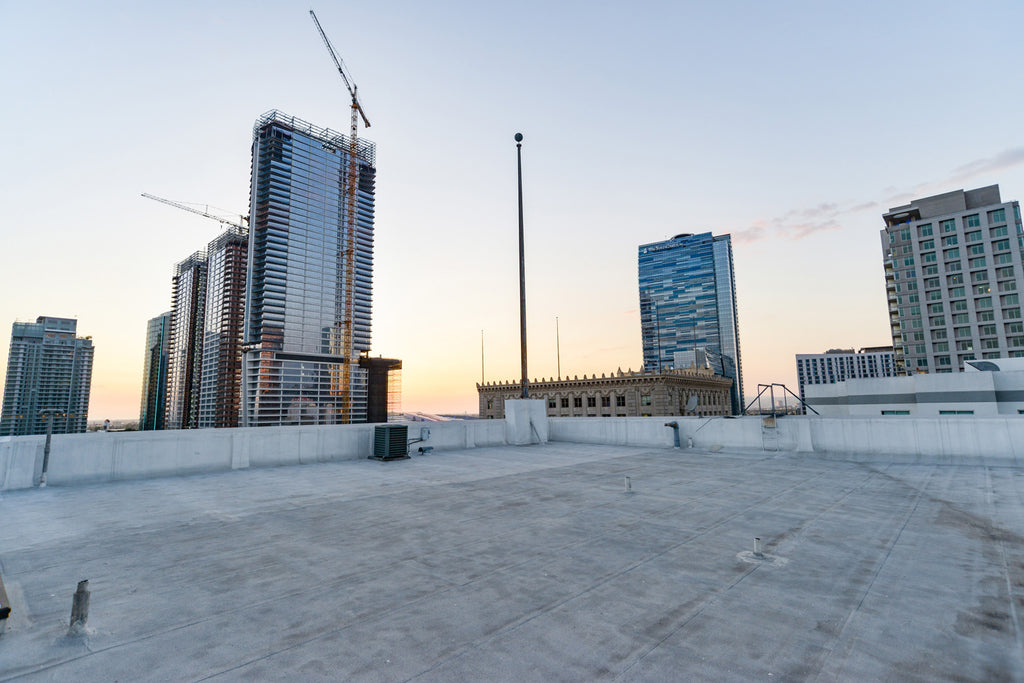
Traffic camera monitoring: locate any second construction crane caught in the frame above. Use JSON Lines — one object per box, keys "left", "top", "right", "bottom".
{"left": 309, "top": 9, "right": 370, "bottom": 423}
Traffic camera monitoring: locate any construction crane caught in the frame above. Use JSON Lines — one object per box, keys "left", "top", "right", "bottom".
{"left": 141, "top": 193, "right": 248, "bottom": 233}
{"left": 309, "top": 9, "right": 369, "bottom": 423}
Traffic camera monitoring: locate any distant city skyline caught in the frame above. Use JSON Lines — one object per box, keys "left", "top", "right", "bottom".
{"left": 2, "top": 2, "right": 1024, "bottom": 419}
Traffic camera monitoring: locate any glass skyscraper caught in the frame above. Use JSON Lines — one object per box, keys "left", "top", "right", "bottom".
{"left": 165, "top": 251, "right": 207, "bottom": 430}
{"left": 0, "top": 316, "right": 94, "bottom": 435}
{"left": 638, "top": 232, "right": 743, "bottom": 414}
{"left": 197, "top": 227, "right": 248, "bottom": 428}
{"left": 242, "top": 110, "right": 376, "bottom": 426}
{"left": 139, "top": 311, "right": 171, "bottom": 431}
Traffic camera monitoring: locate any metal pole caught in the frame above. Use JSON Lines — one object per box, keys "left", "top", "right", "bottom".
{"left": 39, "top": 412, "right": 53, "bottom": 487}
{"left": 481, "top": 330, "right": 484, "bottom": 384}
{"left": 555, "top": 316, "right": 561, "bottom": 380}
{"left": 516, "top": 132, "right": 528, "bottom": 398}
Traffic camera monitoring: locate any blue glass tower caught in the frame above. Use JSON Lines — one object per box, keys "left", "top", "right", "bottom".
{"left": 638, "top": 233, "right": 743, "bottom": 414}
{"left": 242, "top": 111, "right": 376, "bottom": 426}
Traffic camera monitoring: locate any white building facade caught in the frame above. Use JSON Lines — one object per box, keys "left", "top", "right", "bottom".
{"left": 795, "top": 346, "right": 896, "bottom": 403}
{"left": 881, "top": 185, "right": 1024, "bottom": 375}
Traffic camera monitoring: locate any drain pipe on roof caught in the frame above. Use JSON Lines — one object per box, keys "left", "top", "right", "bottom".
{"left": 664, "top": 421, "right": 680, "bottom": 448}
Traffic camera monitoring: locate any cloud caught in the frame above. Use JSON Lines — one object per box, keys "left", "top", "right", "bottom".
{"left": 949, "top": 147, "right": 1024, "bottom": 183}
{"left": 729, "top": 145, "right": 1024, "bottom": 245}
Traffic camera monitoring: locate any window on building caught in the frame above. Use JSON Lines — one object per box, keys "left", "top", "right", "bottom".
{"left": 976, "top": 297, "right": 993, "bottom": 309}
{"left": 918, "top": 224, "right": 933, "bottom": 237}
{"left": 933, "top": 341, "right": 949, "bottom": 352}
{"left": 973, "top": 284, "right": 991, "bottom": 295}
{"left": 881, "top": 410, "right": 911, "bottom": 415}
{"left": 996, "top": 266, "right": 1015, "bottom": 279}
{"left": 968, "top": 244, "right": 986, "bottom": 256}
{"left": 998, "top": 280, "right": 1017, "bottom": 293}
{"left": 977, "top": 310, "right": 995, "bottom": 322}
{"left": 944, "top": 248, "right": 960, "bottom": 260}
{"left": 951, "top": 300, "right": 968, "bottom": 312}
{"left": 995, "top": 252, "right": 1013, "bottom": 265}
{"left": 1002, "top": 294, "right": 1020, "bottom": 306}
{"left": 548, "top": 399, "right": 556, "bottom": 409}
{"left": 965, "top": 230, "right": 982, "bottom": 242}
{"left": 616, "top": 395, "right": 625, "bottom": 407}
{"left": 954, "top": 327, "right": 972, "bottom": 338}
{"left": 1006, "top": 322, "right": 1024, "bottom": 335}
{"left": 922, "top": 252, "right": 936, "bottom": 263}
{"left": 945, "top": 261, "right": 962, "bottom": 272}
{"left": 939, "top": 410, "right": 974, "bottom": 415}
{"left": 925, "top": 278, "right": 940, "bottom": 289}
{"left": 487, "top": 399, "right": 493, "bottom": 409}
{"left": 965, "top": 214, "right": 981, "bottom": 228}
{"left": 920, "top": 239, "right": 935, "bottom": 250}
{"left": 956, "top": 340, "right": 973, "bottom": 351}
{"left": 991, "top": 225, "right": 1009, "bottom": 238}
{"left": 988, "top": 208, "right": 1006, "bottom": 223}
{"left": 561, "top": 398, "right": 569, "bottom": 408}
{"left": 937, "top": 356, "right": 952, "bottom": 366}
{"left": 926, "top": 290, "right": 942, "bottom": 301}
{"left": 900, "top": 228, "right": 911, "bottom": 241}
{"left": 947, "top": 273, "right": 964, "bottom": 285}
{"left": 640, "top": 394, "right": 652, "bottom": 406}
{"left": 949, "top": 287, "right": 966, "bottom": 298}
{"left": 941, "top": 235, "right": 958, "bottom": 247}
{"left": 931, "top": 329, "right": 947, "bottom": 340}
{"left": 601, "top": 396, "right": 610, "bottom": 408}
{"left": 941, "top": 219, "right": 956, "bottom": 232}
{"left": 971, "top": 270, "right": 989, "bottom": 283}
{"left": 970, "top": 257, "right": 987, "bottom": 268}
{"left": 587, "top": 396, "right": 596, "bottom": 408}
{"left": 979, "top": 324, "right": 997, "bottom": 336}
{"left": 573, "top": 397, "right": 582, "bottom": 408}
{"left": 994, "top": 239, "right": 1011, "bottom": 251}
{"left": 927, "top": 303, "right": 943, "bottom": 314}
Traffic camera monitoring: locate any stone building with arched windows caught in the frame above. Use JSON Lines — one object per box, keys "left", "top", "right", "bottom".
{"left": 477, "top": 367, "right": 733, "bottom": 419}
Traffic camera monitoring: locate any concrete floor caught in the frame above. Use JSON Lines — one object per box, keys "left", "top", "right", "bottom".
{"left": 1, "top": 443, "right": 1023, "bottom": 681}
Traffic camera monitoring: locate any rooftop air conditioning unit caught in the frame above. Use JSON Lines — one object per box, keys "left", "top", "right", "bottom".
{"left": 371, "top": 424, "right": 409, "bottom": 461}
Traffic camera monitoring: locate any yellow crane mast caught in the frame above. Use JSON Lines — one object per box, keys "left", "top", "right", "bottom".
{"left": 309, "top": 9, "right": 370, "bottom": 423}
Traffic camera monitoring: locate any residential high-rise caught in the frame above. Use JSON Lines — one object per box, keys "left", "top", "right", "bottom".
{"left": 638, "top": 232, "right": 743, "bottom": 414}
{"left": 197, "top": 228, "right": 248, "bottom": 428}
{"left": 882, "top": 185, "right": 1024, "bottom": 374}
{"left": 242, "top": 110, "right": 376, "bottom": 426}
{"left": 139, "top": 311, "right": 171, "bottom": 431}
{"left": 165, "top": 251, "right": 207, "bottom": 429}
{"left": 795, "top": 346, "right": 896, "bottom": 404}
{"left": 0, "top": 316, "right": 94, "bottom": 436}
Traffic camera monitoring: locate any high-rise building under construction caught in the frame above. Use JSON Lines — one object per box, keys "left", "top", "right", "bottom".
{"left": 241, "top": 110, "right": 376, "bottom": 426}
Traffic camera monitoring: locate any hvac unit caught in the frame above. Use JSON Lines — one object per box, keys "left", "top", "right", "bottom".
{"left": 371, "top": 424, "right": 409, "bottom": 461}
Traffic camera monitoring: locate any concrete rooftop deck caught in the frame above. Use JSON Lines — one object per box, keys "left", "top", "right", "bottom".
{"left": 1, "top": 443, "right": 1023, "bottom": 681}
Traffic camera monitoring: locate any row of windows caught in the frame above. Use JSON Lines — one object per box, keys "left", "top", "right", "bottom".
{"left": 547, "top": 395, "right": 631, "bottom": 409}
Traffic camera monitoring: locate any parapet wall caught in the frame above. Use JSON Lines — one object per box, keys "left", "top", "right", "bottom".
{"left": 548, "top": 415, "right": 1024, "bottom": 466}
{"left": 0, "top": 419, "right": 509, "bottom": 491}
{"left": 3, "top": 414, "right": 1023, "bottom": 491}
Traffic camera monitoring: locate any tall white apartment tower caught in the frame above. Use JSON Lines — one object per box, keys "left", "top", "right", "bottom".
{"left": 881, "top": 185, "right": 1024, "bottom": 374}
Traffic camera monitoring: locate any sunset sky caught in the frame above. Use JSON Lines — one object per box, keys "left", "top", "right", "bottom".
{"left": 3, "top": 1, "right": 1024, "bottom": 419}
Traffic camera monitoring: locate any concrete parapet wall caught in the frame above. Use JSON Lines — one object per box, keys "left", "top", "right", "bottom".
{"left": 549, "top": 415, "right": 1024, "bottom": 465}
{"left": 4, "top": 413, "right": 1023, "bottom": 490}
{"left": 0, "top": 419, "right": 514, "bottom": 491}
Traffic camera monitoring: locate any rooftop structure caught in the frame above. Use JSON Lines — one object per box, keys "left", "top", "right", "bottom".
{"left": 1, "top": 416, "right": 1022, "bottom": 679}
{"left": 242, "top": 110, "right": 376, "bottom": 427}
{"left": 805, "top": 364, "right": 1024, "bottom": 416}
{"left": 0, "top": 316, "right": 93, "bottom": 436}
{"left": 881, "top": 185, "right": 1024, "bottom": 374}
{"left": 795, "top": 346, "right": 897, "bottom": 404}
{"left": 638, "top": 232, "right": 743, "bottom": 414}
{"left": 478, "top": 367, "right": 733, "bottom": 419}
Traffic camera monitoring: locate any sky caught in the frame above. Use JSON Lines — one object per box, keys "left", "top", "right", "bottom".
{"left": 2, "top": 0, "right": 1024, "bottom": 420}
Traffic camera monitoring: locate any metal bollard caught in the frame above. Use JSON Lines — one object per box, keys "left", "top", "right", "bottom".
{"left": 68, "top": 580, "right": 90, "bottom": 634}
